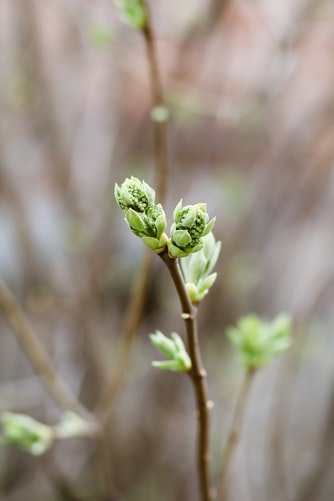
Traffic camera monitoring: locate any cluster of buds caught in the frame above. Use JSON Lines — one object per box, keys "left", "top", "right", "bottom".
{"left": 115, "top": 177, "right": 216, "bottom": 260}
{"left": 149, "top": 330, "right": 192, "bottom": 372}
{"left": 181, "top": 232, "right": 221, "bottom": 304}
{"left": 115, "top": 177, "right": 169, "bottom": 254}
{"left": 169, "top": 201, "right": 216, "bottom": 258}
{"left": 227, "top": 314, "right": 292, "bottom": 370}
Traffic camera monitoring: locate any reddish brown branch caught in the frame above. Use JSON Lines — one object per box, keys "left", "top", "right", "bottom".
{"left": 160, "top": 251, "right": 213, "bottom": 501}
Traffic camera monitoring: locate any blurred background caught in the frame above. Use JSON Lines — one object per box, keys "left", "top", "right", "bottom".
{"left": 1, "top": 0, "right": 334, "bottom": 500}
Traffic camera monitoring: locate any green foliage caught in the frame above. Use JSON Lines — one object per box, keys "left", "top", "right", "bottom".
{"left": 1, "top": 412, "right": 54, "bottom": 455}
{"left": 227, "top": 314, "right": 292, "bottom": 369}
{"left": 149, "top": 331, "right": 192, "bottom": 372}
{"left": 114, "top": 0, "right": 147, "bottom": 30}
{"left": 181, "top": 232, "right": 221, "bottom": 303}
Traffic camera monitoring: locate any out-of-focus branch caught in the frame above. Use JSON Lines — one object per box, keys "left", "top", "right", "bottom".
{"left": 96, "top": 249, "right": 153, "bottom": 420}
{"left": 96, "top": 0, "right": 169, "bottom": 421}
{"left": 296, "top": 381, "right": 334, "bottom": 501}
{"left": 142, "top": 1, "right": 169, "bottom": 203}
{"left": 0, "top": 277, "right": 94, "bottom": 422}
{"left": 220, "top": 369, "right": 256, "bottom": 501}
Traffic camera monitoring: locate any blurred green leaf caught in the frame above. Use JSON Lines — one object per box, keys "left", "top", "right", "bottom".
{"left": 1, "top": 413, "right": 54, "bottom": 456}
{"left": 115, "top": 0, "right": 147, "bottom": 30}
{"left": 227, "top": 313, "right": 292, "bottom": 369}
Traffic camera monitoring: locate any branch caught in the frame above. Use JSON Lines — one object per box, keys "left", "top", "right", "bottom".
{"left": 159, "top": 251, "right": 214, "bottom": 501}
{"left": 142, "top": 1, "right": 169, "bottom": 202}
{"left": 0, "top": 277, "right": 94, "bottom": 422}
{"left": 220, "top": 368, "right": 255, "bottom": 500}
{"left": 96, "top": 250, "right": 154, "bottom": 420}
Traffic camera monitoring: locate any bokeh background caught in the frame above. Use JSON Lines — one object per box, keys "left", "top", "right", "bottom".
{"left": 1, "top": 0, "right": 334, "bottom": 500}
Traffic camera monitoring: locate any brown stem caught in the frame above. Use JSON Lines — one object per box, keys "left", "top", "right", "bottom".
{"left": 220, "top": 368, "right": 255, "bottom": 501}
{"left": 0, "top": 277, "right": 94, "bottom": 422}
{"left": 159, "top": 251, "right": 213, "bottom": 501}
{"left": 142, "top": 2, "right": 169, "bottom": 203}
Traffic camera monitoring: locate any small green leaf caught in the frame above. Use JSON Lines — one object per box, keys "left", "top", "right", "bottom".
{"left": 142, "top": 236, "right": 166, "bottom": 253}
{"left": 155, "top": 213, "right": 167, "bottom": 238}
{"left": 173, "top": 199, "right": 183, "bottom": 221}
{"left": 172, "top": 230, "right": 192, "bottom": 248}
{"left": 149, "top": 331, "right": 191, "bottom": 372}
{"left": 150, "top": 331, "right": 177, "bottom": 359}
{"left": 198, "top": 273, "right": 217, "bottom": 293}
{"left": 126, "top": 209, "right": 146, "bottom": 233}
{"left": 152, "top": 360, "right": 182, "bottom": 371}
{"left": 202, "top": 217, "right": 216, "bottom": 236}
{"left": 185, "top": 282, "right": 201, "bottom": 303}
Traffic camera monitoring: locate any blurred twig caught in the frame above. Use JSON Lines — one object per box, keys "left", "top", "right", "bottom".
{"left": 296, "top": 379, "right": 334, "bottom": 501}
{"left": 96, "top": 0, "right": 169, "bottom": 422}
{"left": 142, "top": 1, "right": 169, "bottom": 203}
{"left": 96, "top": 249, "right": 154, "bottom": 419}
{"left": 220, "top": 368, "right": 255, "bottom": 501}
{"left": 0, "top": 277, "right": 94, "bottom": 422}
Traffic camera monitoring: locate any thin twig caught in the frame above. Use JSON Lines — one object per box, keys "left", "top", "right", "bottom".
{"left": 142, "top": 0, "right": 169, "bottom": 203}
{"left": 220, "top": 368, "right": 255, "bottom": 501}
{"left": 159, "top": 251, "right": 213, "bottom": 501}
{"left": 96, "top": 1, "right": 169, "bottom": 421}
{"left": 0, "top": 277, "right": 94, "bottom": 422}
{"left": 96, "top": 249, "right": 154, "bottom": 420}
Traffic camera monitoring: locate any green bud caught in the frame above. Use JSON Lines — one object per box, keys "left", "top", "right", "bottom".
{"left": 198, "top": 273, "right": 217, "bottom": 293}
{"left": 145, "top": 204, "right": 167, "bottom": 239}
{"left": 169, "top": 200, "right": 215, "bottom": 257}
{"left": 114, "top": 0, "right": 147, "bottom": 30}
{"left": 227, "top": 313, "right": 292, "bottom": 369}
{"left": 1, "top": 413, "right": 54, "bottom": 456}
{"left": 115, "top": 179, "right": 169, "bottom": 252}
{"left": 115, "top": 176, "right": 155, "bottom": 213}
{"left": 142, "top": 234, "right": 169, "bottom": 254}
{"left": 149, "top": 331, "right": 191, "bottom": 372}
